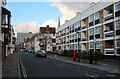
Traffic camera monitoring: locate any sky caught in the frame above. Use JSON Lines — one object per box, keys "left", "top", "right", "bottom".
{"left": 5, "top": 1, "right": 101, "bottom": 33}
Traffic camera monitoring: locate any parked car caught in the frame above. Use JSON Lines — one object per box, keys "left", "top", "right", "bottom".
{"left": 35, "top": 50, "right": 47, "bottom": 57}
{"left": 29, "top": 49, "right": 35, "bottom": 53}
{"left": 20, "top": 49, "right": 24, "bottom": 52}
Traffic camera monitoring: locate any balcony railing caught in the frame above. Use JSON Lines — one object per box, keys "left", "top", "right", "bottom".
{"left": 82, "top": 36, "right": 86, "bottom": 41}
{"left": 81, "top": 24, "right": 86, "bottom": 29}
{"left": 104, "top": 13, "right": 113, "bottom": 21}
{"left": 105, "top": 47, "right": 114, "bottom": 54}
{"left": 104, "top": 31, "right": 113, "bottom": 38}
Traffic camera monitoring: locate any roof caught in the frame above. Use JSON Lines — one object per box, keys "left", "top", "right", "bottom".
{"left": 40, "top": 27, "right": 56, "bottom": 34}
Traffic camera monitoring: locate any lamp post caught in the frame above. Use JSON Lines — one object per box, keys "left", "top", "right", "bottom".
{"left": 77, "top": 31, "right": 80, "bottom": 62}
{"left": 94, "top": 37, "right": 97, "bottom": 64}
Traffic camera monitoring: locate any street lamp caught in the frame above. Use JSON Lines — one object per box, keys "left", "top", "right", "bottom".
{"left": 77, "top": 31, "right": 80, "bottom": 62}
{"left": 94, "top": 37, "right": 97, "bottom": 64}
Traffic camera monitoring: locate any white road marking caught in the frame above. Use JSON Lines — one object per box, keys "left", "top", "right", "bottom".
{"left": 86, "top": 74, "right": 99, "bottom": 78}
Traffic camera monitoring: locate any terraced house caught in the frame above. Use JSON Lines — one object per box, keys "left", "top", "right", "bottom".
{"left": 56, "top": 0, "right": 120, "bottom": 56}
{"left": 0, "top": 0, "right": 16, "bottom": 58}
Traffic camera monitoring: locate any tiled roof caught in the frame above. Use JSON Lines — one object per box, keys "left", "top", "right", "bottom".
{"left": 40, "top": 26, "right": 56, "bottom": 34}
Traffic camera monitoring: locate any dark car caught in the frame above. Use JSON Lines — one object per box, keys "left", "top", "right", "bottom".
{"left": 36, "top": 50, "right": 47, "bottom": 57}
{"left": 29, "top": 49, "right": 35, "bottom": 53}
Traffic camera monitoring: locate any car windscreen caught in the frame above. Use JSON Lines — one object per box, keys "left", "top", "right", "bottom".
{"left": 37, "top": 51, "right": 43, "bottom": 53}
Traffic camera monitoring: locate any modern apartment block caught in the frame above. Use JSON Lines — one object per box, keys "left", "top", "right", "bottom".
{"left": 56, "top": 0, "right": 120, "bottom": 56}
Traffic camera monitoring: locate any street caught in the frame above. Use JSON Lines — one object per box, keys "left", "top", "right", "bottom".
{"left": 17, "top": 51, "right": 118, "bottom": 78}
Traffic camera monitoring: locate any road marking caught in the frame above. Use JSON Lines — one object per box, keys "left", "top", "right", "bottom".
{"left": 19, "top": 55, "right": 28, "bottom": 79}
{"left": 86, "top": 74, "right": 99, "bottom": 78}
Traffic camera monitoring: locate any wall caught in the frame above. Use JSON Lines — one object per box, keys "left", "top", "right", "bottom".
{"left": 35, "top": 37, "right": 40, "bottom": 52}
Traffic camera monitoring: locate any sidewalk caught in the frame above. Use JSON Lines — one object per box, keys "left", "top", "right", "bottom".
{"left": 47, "top": 53, "right": 120, "bottom": 76}
{"left": 2, "top": 53, "right": 23, "bottom": 78}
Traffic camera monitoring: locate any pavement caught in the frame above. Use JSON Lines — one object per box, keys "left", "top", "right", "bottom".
{"left": 47, "top": 53, "right": 120, "bottom": 76}
{"left": 2, "top": 52, "right": 24, "bottom": 78}
{"left": 18, "top": 51, "right": 119, "bottom": 78}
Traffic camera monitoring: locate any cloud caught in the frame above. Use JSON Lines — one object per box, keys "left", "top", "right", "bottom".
{"left": 39, "top": 20, "right": 58, "bottom": 28}
{"left": 50, "top": 2, "right": 91, "bottom": 26}
{"left": 14, "top": 1, "right": 100, "bottom": 33}
{"left": 14, "top": 21, "right": 39, "bottom": 33}
{"left": 39, "top": 2, "right": 91, "bottom": 28}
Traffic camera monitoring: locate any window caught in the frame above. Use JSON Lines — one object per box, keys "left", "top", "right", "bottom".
{"left": 95, "top": 12, "right": 99, "bottom": 20}
{"left": 96, "top": 42, "right": 100, "bottom": 49}
{"left": 72, "top": 34, "right": 74, "bottom": 40}
{"left": 78, "top": 21, "right": 80, "bottom": 27}
{"left": 75, "top": 23, "right": 78, "bottom": 32}
{"left": 2, "top": 15, "right": 8, "bottom": 24}
{"left": 75, "top": 34, "right": 78, "bottom": 39}
{"left": 79, "top": 44, "right": 81, "bottom": 49}
{"left": 115, "top": 2, "right": 120, "bottom": 11}
{"left": 72, "top": 25, "right": 74, "bottom": 30}
{"left": 116, "top": 20, "right": 120, "bottom": 30}
{"left": 89, "top": 29, "right": 93, "bottom": 36}
{"left": 75, "top": 23, "right": 78, "bottom": 29}
{"left": 70, "top": 35, "right": 71, "bottom": 40}
{"left": 117, "top": 40, "right": 120, "bottom": 47}
{"left": 75, "top": 44, "right": 78, "bottom": 50}
{"left": 89, "top": 15, "right": 93, "bottom": 23}
{"left": 52, "top": 39, "right": 56, "bottom": 43}
{"left": 70, "top": 26, "right": 72, "bottom": 31}
{"left": 95, "top": 27, "right": 100, "bottom": 34}
{"left": 90, "top": 43, "right": 94, "bottom": 49}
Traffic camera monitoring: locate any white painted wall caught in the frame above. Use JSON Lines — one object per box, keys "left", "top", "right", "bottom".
{"left": 0, "top": 1, "right": 2, "bottom": 41}
{"left": 35, "top": 37, "right": 40, "bottom": 52}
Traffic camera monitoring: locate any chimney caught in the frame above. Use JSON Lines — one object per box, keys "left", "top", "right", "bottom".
{"left": 46, "top": 25, "right": 50, "bottom": 33}
{"left": 65, "top": 20, "right": 68, "bottom": 23}
{"left": 90, "top": 1, "right": 96, "bottom": 6}
{"left": 76, "top": 12, "right": 80, "bottom": 16}
{"left": 29, "top": 32, "right": 32, "bottom": 33}
{"left": 58, "top": 17, "right": 60, "bottom": 28}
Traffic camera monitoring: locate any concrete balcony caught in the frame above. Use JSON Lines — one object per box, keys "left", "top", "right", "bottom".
{"left": 104, "top": 13, "right": 113, "bottom": 21}
{"left": 81, "top": 24, "right": 86, "bottom": 29}
{"left": 104, "top": 31, "right": 113, "bottom": 38}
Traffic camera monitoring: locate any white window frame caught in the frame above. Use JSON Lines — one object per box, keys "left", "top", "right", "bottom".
{"left": 117, "top": 39, "right": 120, "bottom": 48}
{"left": 90, "top": 43, "right": 94, "bottom": 49}
{"left": 95, "top": 12, "right": 99, "bottom": 20}
{"left": 78, "top": 21, "right": 80, "bottom": 27}
{"left": 96, "top": 42, "right": 100, "bottom": 49}
{"left": 75, "top": 22, "right": 78, "bottom": 29}
{"left": 95, "top": 27, "right": 100, "bottom": 34}
{"left": 89, "top": 15, "right": 93, "bottom": 23}
{"left": 89, "top": 29, "right": 93, "bottom": 36}
{"left": 115, "top": 2, "right": 120, "bottom": 12}
{"left": 116, "top": 20, "right": 120, "bottom": 30}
